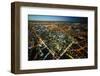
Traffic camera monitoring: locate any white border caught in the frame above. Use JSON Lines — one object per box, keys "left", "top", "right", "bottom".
{"left": 20, "top": 6, "right": 95, "bottom": 70}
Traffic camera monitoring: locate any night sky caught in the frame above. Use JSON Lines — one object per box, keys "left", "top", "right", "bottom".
{"left": 28, "top": 15, "right": 88, "bottom": 23}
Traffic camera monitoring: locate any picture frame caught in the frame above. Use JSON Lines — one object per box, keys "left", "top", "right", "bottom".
{"left": 11, "top": 2, "right": 98, "bottom": 74}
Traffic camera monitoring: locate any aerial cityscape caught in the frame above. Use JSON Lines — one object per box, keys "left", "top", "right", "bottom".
{"left": 28, "top": 15, "right": 88, "bottom": 60}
